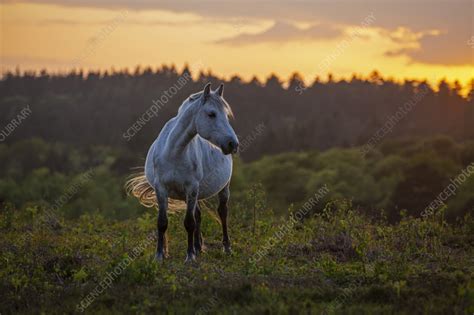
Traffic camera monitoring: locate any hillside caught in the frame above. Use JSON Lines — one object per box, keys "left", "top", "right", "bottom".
{"left": 1, "top": 200, "right": 473, "bottom": 314}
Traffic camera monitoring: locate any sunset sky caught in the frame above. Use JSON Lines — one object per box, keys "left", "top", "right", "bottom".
{"left": 1, "top": 1, "right": 473, "bottom": 91}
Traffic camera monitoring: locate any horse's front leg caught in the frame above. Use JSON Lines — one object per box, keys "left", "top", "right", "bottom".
{"left": 184, "top": 184, "right": 198, "bottom": 263}
{"left": 155, "top": 186, "right": 168, "bottom": 262}
{"left": 194, "top": 202, "right": 204, "bottom": 255}
{"left": 218, "top": 184, "right": 231, "bottom": 254}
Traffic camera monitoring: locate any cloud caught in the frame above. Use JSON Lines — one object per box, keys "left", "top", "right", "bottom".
{"left": 383, "top": 28, "right": 473, "bottom": 66}
{"left": 4, "top": 0, "right": 472, "bottom": 66}
{"left": 37, "top": 18, "right": 86, "bottom": 26}
{"left": 35, "top": 18, "right": 196, "bottom": 27}
{"left": 215, "top": 21, "right": 342, "bottom": 45}
{"left": 0, "top": 55, "right": 84, "bottom": 68}
{"left": 6, "top": 15, "right": 259, "bottom": 28}
{"left": 4, "top": 0, "right": 467, "bottom": 32}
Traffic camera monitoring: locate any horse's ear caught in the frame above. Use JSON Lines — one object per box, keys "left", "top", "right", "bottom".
{"left": 203, "top": 83, "right": 211, "bottom": 100}
{"left": 216, "top": 83, "right": 224, "bottom": 97}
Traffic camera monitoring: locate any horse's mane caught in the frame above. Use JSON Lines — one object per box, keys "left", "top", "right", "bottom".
{"left": 177, "top": 91, "right": 234, "bottom": 118}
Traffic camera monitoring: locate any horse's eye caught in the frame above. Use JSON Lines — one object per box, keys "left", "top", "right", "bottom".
{"left": 208, "top": 112, "right": 216, "bottom": 118}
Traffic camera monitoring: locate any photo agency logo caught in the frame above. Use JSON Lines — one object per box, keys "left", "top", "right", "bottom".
{"left": 236, "top": 122, "right": 266, "bottom": 156}
{"left": 360, "top": 84, "right": 429, "bottom": 157}
{"left": 76, "top": 231, "right": 157, "bottom": 312}
{"left": 295, "top": 12, "right": 376, "bottom": 95}
{"left": 122, "top": 60, "right": 204, "bottom": 141}
{"left": 467, "top": 36, "right": 474, "bottom": 48}
{"left": 421, "top": 162, "right": 474, "bottom": 219}
{"left": 249, "top": 185, "right": 329, "bottom": 264}
{"left": 72, "top": 10, "right": 129, "bottom": 67}
{"left": 0, "top": 105, "right": 32, "bottom": 142}
{"left": 17, "top": 168, "right": 95, "bottom": 263}
{"left": 199, "top": 122, "right": 266, "bottom": 192}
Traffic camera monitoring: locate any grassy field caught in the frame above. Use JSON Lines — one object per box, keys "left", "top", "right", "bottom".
{"left": 1, "top": 200, "right": 473, "bottom": 314}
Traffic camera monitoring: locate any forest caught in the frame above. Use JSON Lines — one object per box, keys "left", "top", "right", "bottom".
{"left": 1, "top": 135, "right": 473, "bottom": 224}
{"left": 1, "top": 68, "right": 473, "bottom": 221}
{"left": 1, "top": 69, "right": 473, "bottom": 313}
{"left": 1, "top": 67, "right": 473, "bottom": 161}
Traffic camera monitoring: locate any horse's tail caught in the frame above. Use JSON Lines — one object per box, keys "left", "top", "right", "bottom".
{"left": 125, "top": 171, "right": 185, "bottom": 211}
{"left": 125, "top": 172, "right": 156, "bottom": 208}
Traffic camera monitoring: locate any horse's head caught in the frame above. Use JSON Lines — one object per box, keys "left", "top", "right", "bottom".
{"left": 195, "top": 83, "right": 239, "bottom": 155}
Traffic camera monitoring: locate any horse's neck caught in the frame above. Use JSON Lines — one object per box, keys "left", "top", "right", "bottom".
{"left": 165, "top": 106, "right": 197, "bottom": 156}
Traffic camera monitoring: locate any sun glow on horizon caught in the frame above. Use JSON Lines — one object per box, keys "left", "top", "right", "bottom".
{"left": 1, "top": 3, "right": 472, "bottom": 94}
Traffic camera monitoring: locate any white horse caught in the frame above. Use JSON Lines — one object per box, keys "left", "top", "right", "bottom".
{"left": 127, "top": 83, "right": 239, "bottom": 263}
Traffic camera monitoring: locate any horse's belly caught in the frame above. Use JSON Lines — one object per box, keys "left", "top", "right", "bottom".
{"left": 163, "top": 174, "right": 229, "bottom": 200}
{"left": 198, "top": 157, "right": 232, "bottom": 199}
{"left": 198, "top": 178, "right": 228, "bottom": 199}
{"left": 159, "top": 166, "right": 231, "bottom": 201}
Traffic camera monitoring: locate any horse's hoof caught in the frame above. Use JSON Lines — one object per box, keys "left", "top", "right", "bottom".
{"left": 194, "top": 244, "right": 206, "bottom": 256}
{"left": 155, "top": 252, "right": 165, "bottom": 263}
{"left": 223, "top": 246, "right": 232, "bottom": 255}
{"left": 184, "top": 253, "right": 197, "bottom": 264}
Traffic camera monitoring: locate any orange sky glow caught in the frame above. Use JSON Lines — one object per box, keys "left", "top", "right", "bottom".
{"left": 1, "top": 2, "right": 473, "bottom": 94}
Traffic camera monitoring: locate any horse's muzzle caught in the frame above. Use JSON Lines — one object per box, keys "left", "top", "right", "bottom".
{"left": 222, "top": 139, "right": 239, "bottom": 155}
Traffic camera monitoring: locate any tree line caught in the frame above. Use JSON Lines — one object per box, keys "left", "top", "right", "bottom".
{"left": 1, "top": 66, "right": 473, "bottom": 161}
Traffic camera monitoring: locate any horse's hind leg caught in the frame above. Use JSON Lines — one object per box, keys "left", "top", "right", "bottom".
{"left": 218, "top": 184, "right": 231, "bottom": 254}
{"left": 194, "top": 202, "right": 204, "bottom": 255}
{"left": 184, "top": 185, "right": 198, "bottom": 263}
{"left": 155, "top": 186, "right": 168, "bottom": 262}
